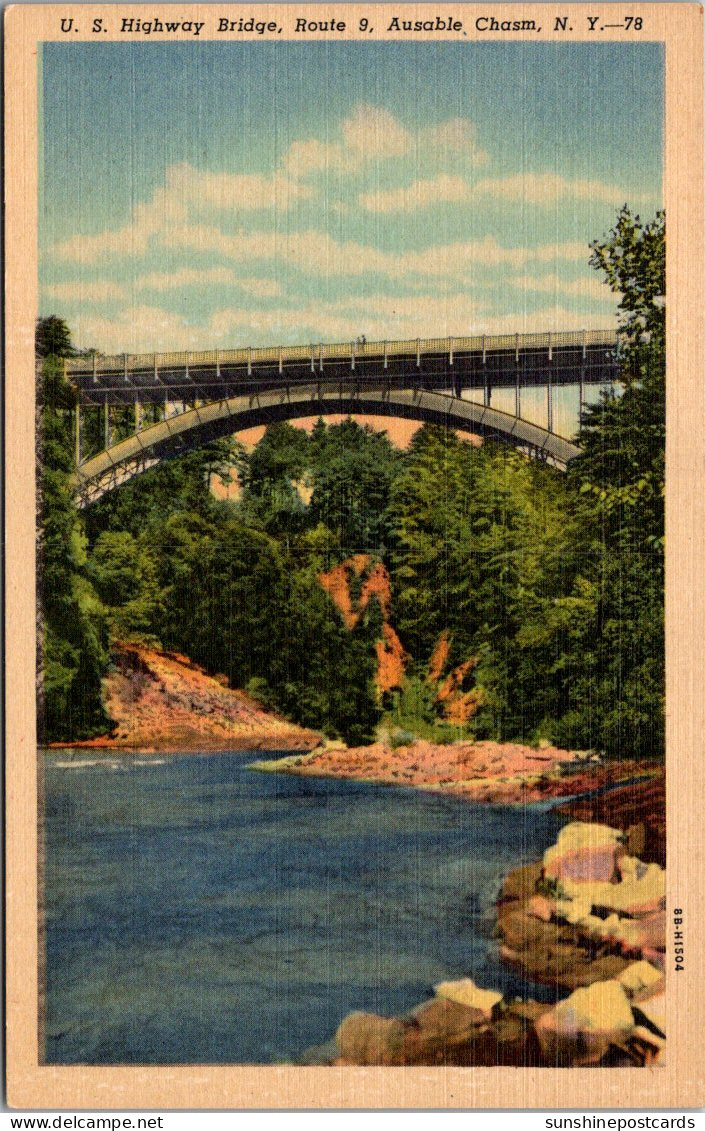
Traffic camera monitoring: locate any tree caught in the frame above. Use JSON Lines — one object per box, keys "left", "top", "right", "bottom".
{"left": 308, "top": 419, "right": 402, "bottom": 553}
{"left": 88, "top": 531, "right": 164, "bottom": 641}
{"left": 36, "top": 315, "right": 75, "bottom": 359}
{"left": 555, "top": 208, "right": 666, "bottom": 758}
{"left": 387, "top": 425, "right": 572, "bottom": 740}
{"left": 238, "top": 422, "right": 310, "bottom": 537}
{"left": 575, "top": 208, "right": 666, "bottom": 550}
{"left": 38, "top": 355, "right": 110, "bottom": 741}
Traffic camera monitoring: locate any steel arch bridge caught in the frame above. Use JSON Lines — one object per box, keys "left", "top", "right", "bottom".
{"left": 67, "top": 329, "right": 619, "bottom": 505}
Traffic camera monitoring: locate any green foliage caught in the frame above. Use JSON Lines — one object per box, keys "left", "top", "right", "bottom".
{"left": 308, "top": 419, "right": 401, "bottom": 552}
{"left": 87, "top": 531, "right": 164, "bottom": 642}
{"left": 385, "top": 674, "right": 439, "bottom": 742}
{"left": 36, "top": 315, "right": 75, "bottom": 359}
{"left": 556, "top": 207, "right": 666, "bottom": 758}
{"left": 384, "top": 207, "right": 665, "bottom": 759}
{"left": 239, "top": 417, "right": 402, "bottom": 554}
{"left": 42, "top": 209, "right": 664, "bottom": 761}
{"left": 38, "top": 356, "right": 110, "bottom": 741}
{"left": 264, "top": 567, "right": 381, "bottom": 746}
{"left": 237, "top": 422, "right": 311, "bottom": 537}
{"left": 85, "top": 440, "right": 239, "bottom": 541}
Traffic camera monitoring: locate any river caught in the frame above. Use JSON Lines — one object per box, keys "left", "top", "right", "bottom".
{"left": 43, "top": 749, "right": 564, "bottom": 1064}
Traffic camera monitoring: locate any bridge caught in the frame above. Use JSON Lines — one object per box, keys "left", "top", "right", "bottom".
{"left": 66, "top": 328, "right": 619, "bottom": 505}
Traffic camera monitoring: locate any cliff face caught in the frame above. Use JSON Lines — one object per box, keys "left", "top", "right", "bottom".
{"left": 54, "top": 643, "right": 320, "bottom": 753}
{"left": 427, "top": 630, "right": 484, "bottom": 724}
{"left": 319, "top": 555, "right": 408, "bottom": 694}
{"left": 318, "top": 559, "right": 486, "bottom": 714}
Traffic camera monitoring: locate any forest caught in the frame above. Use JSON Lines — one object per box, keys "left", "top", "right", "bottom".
{"left": 37, "top": 208, "right": 666, "bottom": 761}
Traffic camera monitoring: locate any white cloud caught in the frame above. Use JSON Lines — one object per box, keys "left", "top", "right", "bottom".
{"left": 472, "top": 172, "right": 649, "bottom": 206}
{"left": 134, "top": 266, "right": 281, "bottom": 297}
{"left": 511, "top": 272, "right": 617, "bottom": 300}
{"left": 50, "top": 163, "right": 310, "bottom": 265}
{"left": 431, "top": 118, "right": 488, "bottom": 162}
{"left": 163, "top": 162, "right": 311, "bottom": 211}
{"left": 360, "top": 169, "right": 648, "bottom": 214}
{"left": 282, "top": 103, "right": 486, "bottom": 177}
{"left": 359, "top": 174, "right": 472, "bottom": 213}
{"left": 79, "top": 294, "right": 615, "bottom": 355}
{"left": 399, "top": 237, "right": 587, "bottom": 276}
{"left": 44, "top": 279, "right": 127, "bottom": 303}
{"left": 163, "top": 224, "right": 588, "bottom": 281}
{"left": 72, "top": 305, "right": 205, "bottom": 354}
{"left": 342, "top": 104, "right": 411, "bottom": 158}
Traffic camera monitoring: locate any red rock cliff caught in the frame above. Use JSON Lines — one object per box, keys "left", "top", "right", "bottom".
{"left": 319, "top": 555, "right": 408, "bottom": 694}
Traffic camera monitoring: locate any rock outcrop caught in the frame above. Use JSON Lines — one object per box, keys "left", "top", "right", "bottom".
{"left": 254, "top": 740, "right": 655, "bottom": 806}
{"left": 499, "top": 822, "right": 666, "bottom": 987}
{"left": 333, "top": 967, "right": 665, "bottom": 1068}
{"left": 427, "top": 630, "right": 484, "bottom": 723}
{"left": 556, "top": 773, "right": 665, "bottom": 867}
{"left": 52, "top": 643, "right": 320, "bottom": 753}
{"left": 326, "top": 822, "right": 666, "bottom": 1068}
{"left": 319, "top": 554, "right": 408, "bottom": 693}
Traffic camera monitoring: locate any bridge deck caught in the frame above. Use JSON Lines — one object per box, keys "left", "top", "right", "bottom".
{"left": 67, "top": 329, "right": 618, "bottom": 405}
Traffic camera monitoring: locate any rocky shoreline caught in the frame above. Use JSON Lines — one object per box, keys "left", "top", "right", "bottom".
{"left": 50, "top": 653, "right": 666, "bottom": 1069}
{"left": 49, "top": 643, "right": 320, "bottom": 753}
{"left": 322, "top": 817, "right": 666, "bottom": 1068}
{"left": 252, "top": 738, "right": 659, "bottom": 806}
{"left": 253, "top": 740, "right": 666, "bottom": 1068}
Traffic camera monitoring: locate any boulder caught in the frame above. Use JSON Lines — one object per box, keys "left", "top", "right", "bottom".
{"left": 505, "top": 999, "right": 551, "bottom": 1026}
{"left": 501, "top": 862, "right": 542, "bottom": 903}
{"left": 527, "top": 895, "right": 554, "bottom": 922}
{"left": 555, "top": 979, "right": 635, "bottom": 1034}
{"left": 555, "top": 897, "right": 593, "bottom": 925}
{"left": 543, "top": 822, "right": 623, "bottom": 884}
{"left": 632, "top": 991, "right": 666, "bottom": 1039}
{"left": 412, "top": 996, "right": 486, "bottom": 1034}
{"left": 616, "top": 960, "right": 665, "bottom": 1001}
{"left": 637, "top": 910, "right": 666, "bottom": 949}
{"left": 401, "top": 998, "right": 487, "bottom": 1064}
{"left": 434, "top": 977, "right": 503, "bottom": 1019}
{"left": 335, "top": 1011, "right": 408, "bottom": 1065}
{"left": 535, "top": 980, "right": 635, "bottom": 1067}
{"left": 642, "top": 946, "right": 666, "bottom": 971}
{"left": 616, "top": 857, "right": 666, "bottom": 916}
{"left": 559, "top": 857, "right": 665, "bottom": 920}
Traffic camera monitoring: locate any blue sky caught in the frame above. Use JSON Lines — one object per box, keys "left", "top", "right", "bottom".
{"left": 39, "top": 41, "right": 663, "bottom": 354}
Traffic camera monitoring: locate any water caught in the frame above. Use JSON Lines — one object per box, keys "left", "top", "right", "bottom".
{"left": 43, "top": 750, "right": 564, "bottom": 1065}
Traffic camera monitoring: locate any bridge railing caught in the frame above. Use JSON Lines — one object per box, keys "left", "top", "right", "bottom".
{"left": 65, "top": 328, "right": 618, "bottom": 376}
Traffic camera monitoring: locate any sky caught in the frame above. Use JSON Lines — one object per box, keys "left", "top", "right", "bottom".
{"left": 39, "top": 41, "right": 663, "bottom": 355}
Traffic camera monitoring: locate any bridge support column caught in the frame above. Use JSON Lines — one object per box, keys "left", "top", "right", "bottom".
{"left": 515, "top": 367, "right": 521, "bottom": 419}
{"left": 75, "top": 403, "right": 82, "bottom": 465}
{"left": 103, "top": 399, "right": 110, "bottom": 450}
{"left": 547, "top": 371, "right": 553, "bottom": 433}
{"left": 134, "top": 397, "right": 141, "bottom": 435}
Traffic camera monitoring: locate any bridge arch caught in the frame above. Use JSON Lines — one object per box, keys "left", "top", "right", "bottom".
{"left": 75, "top": 385, "right": 581, "bottom": 505}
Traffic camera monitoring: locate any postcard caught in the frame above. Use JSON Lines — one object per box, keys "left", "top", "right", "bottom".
{"left": 5, "top": 2, "right": 704, "bottom": 1110}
